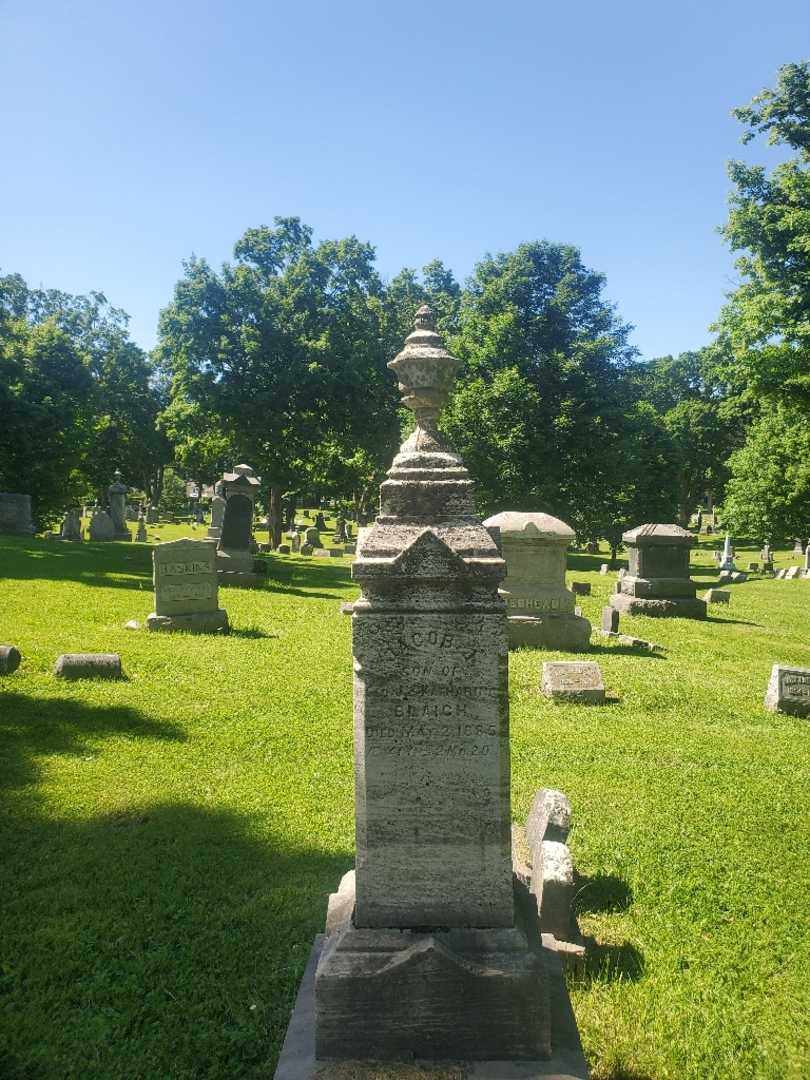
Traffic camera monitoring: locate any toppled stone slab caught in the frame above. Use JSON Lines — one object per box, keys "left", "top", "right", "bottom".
{"left": 541, "top": 661, "right": 605, "bottom": 704}
{"left": 719, "top": 570, "right": 748, "bottom": 585}
{"left": 764, "top": 664, "right": 810, "bottom": 717}
{"left": 571, "top": 582, "right": 590, "bottom": 596}
{"left": 0, "top": 645, "right": 21, "bottom": 675}
{"left": 526, "top": 789, "right": 572, "bottom": 847}
{"left": 54, "top": 654, "right": 123, "bottom": 680}
{"left": 703, "top": 589, "right": 730, "bottom": 604}
{"left": 594, "top": 630, "right": 664, "bottom": 652}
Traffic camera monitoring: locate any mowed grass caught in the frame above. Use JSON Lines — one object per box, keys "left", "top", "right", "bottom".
{"left": 1, "top": 530, "right": 809, "bottom": 1079}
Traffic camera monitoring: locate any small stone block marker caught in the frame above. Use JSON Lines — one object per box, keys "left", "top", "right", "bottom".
{"left": 0, "top": 645, "right": 22, "bottom": 675}
{"left": 764, "top": 664, "right": 810, "bottom": 717}
{"left": 542, "top": 661, "right": 605, "bottom": 704}
{"left": 704, "top": 588, "right": 730, "bottom": 604}
{"left": 147, "top": 538, "right": 228, "bottom": 633}
{"left": 571, "top": 581, "right": 590, "bottom": 595}
{"left": 601, "top": 606, "right": 620, "bottom": 632}
{"left": 54, "top": 654, "right": 123, "bottom": 679}
{"left": 599, "top": 563, "right": 610, "bottom": 574}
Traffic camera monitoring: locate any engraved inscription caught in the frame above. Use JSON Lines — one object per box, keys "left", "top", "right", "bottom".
{"left": 782, "top": 671, "right": 810, "bottom": 699}
{"left": 158, "top": 560, "right": 212, "bottom": 576}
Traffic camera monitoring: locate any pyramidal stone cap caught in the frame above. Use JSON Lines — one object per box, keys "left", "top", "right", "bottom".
{"left": 623, "top": 523, "right": 696, "bottom": 544}
{"left": 223, "top": 464, "right": 260, "bottom": 486}
{"left": 484, "top": 511, "right": 575, "bottom": 542}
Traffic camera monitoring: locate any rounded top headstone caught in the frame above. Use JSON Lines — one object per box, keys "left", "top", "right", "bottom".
{"left": 622, "top": 523, "right": 695, "bottom": 545}
{"left": 483, "top": 511, "right": 575, "bottom": 543}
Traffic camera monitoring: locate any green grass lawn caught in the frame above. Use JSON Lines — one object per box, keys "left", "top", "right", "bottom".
{"left": 1, "top": 531, "right": 808, "bottom": 1079}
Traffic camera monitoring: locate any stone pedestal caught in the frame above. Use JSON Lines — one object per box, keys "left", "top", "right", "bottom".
{"left": 609, "top": 523, "right": 706, "bottom": 619}
{"left": 483, "top": 512, "right": 591, "bottom": 651}
{"left": 303, "top": 307, "right": 564, "bottom": 1067}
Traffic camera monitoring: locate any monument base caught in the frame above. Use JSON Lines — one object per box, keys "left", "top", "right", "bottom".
{"left": 146, "top": 609, "right": 229, "bottom": 633}
{"left": 276, "top": 933, "right": 587, "bottom": 1080}
{"left": 609, "top": 593, "right": 706, "bottom": 619}
{"left": 508, "top": 614, "right": 591, "bottom": 651}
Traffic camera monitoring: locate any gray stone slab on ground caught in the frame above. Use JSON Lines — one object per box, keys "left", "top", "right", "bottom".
{"left": 274, "top": 935, "right": 588, "bottom": 1080}
{"left": 0, "top": 645, "right": 21, "bottom": 674}
{"left": 541, "top": 662, "right": 605, "bottom": 704}
{"left": 703, "top": 589, "right": 730, "bottom": 603}
{"left": 570, "top": 582, "right": 590, "bottom": 596}
{"left": 54, "top": 654, "right": 123, "bottom": 679}
{"left": 764, "top": 664, "right": 810, "bottom": 717}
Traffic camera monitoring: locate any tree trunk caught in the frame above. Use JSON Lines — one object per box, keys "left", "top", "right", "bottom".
{"left": 269, "top": 486, "right": 283, "bottom": 548}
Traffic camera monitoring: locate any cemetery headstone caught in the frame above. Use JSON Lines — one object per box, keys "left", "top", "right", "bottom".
{"left": 793, "top": 539, "right": 804, "bottom": 554}
{"left": 719, "top": 533, "right": 736, "bottom": 572}
{"left": 217, "top": 465, "right": 262, "bottom": 585}
{"left": 764, "top": 664, "right": 810, "bottom": 717}
{"left": 315, "top": 511, "right": 327, "bottom": 531}
{"left": 784, "top": 566, "right": 801, "bottom": 580}
{"left": 290, "top": 531, "right": 301, "bottom": 553}
{"left": 304, "top": 526, "right": 321, "bottom": 548}
{"left": 599, "top": 562, "right": 610, "bottom": 574}
{"left": 0, "top": 493, "right": 35, "bottom": 535}
{"left": 571, "top": 581, "right": 590, "bottom": 595}
{"left": 299, "top": 544, "right": 313, "bottom": 556}
{"left": 88, "top": 507, "right": 115, "bottom": 541}
{"left": 541, "top": 661, "right": 606, "bottom": 704}
{"left": 277, "top": 543, "right": 290, "bottom": 554}
{"left": 107, "top": 470, "right": 132, "bottom": 540}
{"left": 601, "top": 606, "right": 620, "bottom": 632}
{"left": 761, "top": 542, "right": 773, "bottom": 563}
{"left": 60, "top": 508, "right": 82, "bottom": 542}
{"left": 805, "top": 543, "right": 810, "bottom": 573}
{"left": 747, "top": 562, "right": 759, "bottom": 571}
{"left": 703, "top": 588, "right": 730, "bottom": 604}
{"left": 482, "top": 511, "right": 591, "bottom": 650}
{"left": 0, "top": 645, "right": 22, "bottom": 675}
{"left": 54, "top": 654, "right": 123, "bottom": 679}
{"left": 147, "top": 538, "right": 228, "bottom": 632}
{"left": 609, "top": 523, "right": 706, "bottom": 619}
{"left": 136, "top": 512, "right": 147, "bottom": 542}
{"left": 145, "top": 503, "right": 158, "bottom": 524}
{"left": 297, "top": 306, "right": 578, "bottom": 1070}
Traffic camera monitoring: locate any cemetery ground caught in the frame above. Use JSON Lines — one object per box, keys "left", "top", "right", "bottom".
{"left": 1, "top": 529, "right": 809, "bottom": 1080}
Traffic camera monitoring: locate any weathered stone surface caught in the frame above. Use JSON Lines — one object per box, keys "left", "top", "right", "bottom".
{"left": 277, "top": 543, "right": 291, "bottom": 554}
{"left": 526, "top": 789, "right": 571, "bottom": 847}
{"left": 601, "top": 606, "right": 619, "bottom": 633}
{"left": 0, "top": 645, "right": 22, "bottom": 674}
{"left": 747, "top": 562, "right": 759, "bottom": 572}
{"left": 482, "top": 511, "right": 591, "bottom": 652}
{"left": 54, "top": 654, "right": 123, "bottom": 679}
{"left": 343, "top": 543, "right": 356, "bottom": 555}
{"left": 314, "top": 547, "right": 343, "bottom": 558}
{"left": 704, "top": 589, "right": 730, "bottom": 604}
{"left": 312, "top": 307, "right": 552, "bottom": 1064}
{"left": 609, "top": 523, "right": 705, "bottom": 620}
{"left": 88, "top": 509, "right": 115, "bottom": 541}
{"left": 784, "top": 566, "right": 801, "bottom": 580}
{"left": 0, "top": 493, "right": 35, "bottom": 535}
{"left": 570, "top": 581, "right": 590, "bottom": 596}
{"left": 60, "top": 508, "right": 82, "bottom": 541}
{"left": 219, "top": 493, "right": 254, "bottom": 551}
{"left": 135, "top": 513, "right": 147, "bottom": 542}
{"left": 305, "top": 527, "right": 321, "bottom": 548}
{"left": 765, "top": 664, "right": 810, "bottom": 717}
{"left": 300, "top": 544, "right": 313, "bottom": 556}
{"left": 108, "top": 470, "right": 132, "bottom": 540}
{"left": 719, "top": 533, "right": 736, "bottom": 572}
{"left": 599, "top": 563, "right": 609, "bottom": 574}
{"left": 541, "top": 661, "right": 605, "bottom": 704}
{"left": 531, "top": 841, "right": 575, "bottom": 942}
{"left": 147, "top": 538, "right": 228, "bottom": 633}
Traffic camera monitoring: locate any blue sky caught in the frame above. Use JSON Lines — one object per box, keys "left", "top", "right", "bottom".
{"left": 1, "top": 0, "right": 807, "bottom": 360}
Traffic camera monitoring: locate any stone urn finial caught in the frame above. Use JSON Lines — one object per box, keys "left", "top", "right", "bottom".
{"left": 387, "top": 304, "right": 459, "bottom": 429}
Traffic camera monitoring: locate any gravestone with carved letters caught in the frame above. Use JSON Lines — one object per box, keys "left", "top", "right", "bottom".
{"left": 300, "top": 307, "right": 572, "bottom": 1071}
{"left": 147, "top": 538, "right": 228, "bottom": 632}
{"left": 609, "top": 523, "right": 706, "bottom": 619}
{"left": 482, "top": 511, "right": 590, "bottom": 649}
{"left": 764, "top": 664, "right": 810, "bottom": 717}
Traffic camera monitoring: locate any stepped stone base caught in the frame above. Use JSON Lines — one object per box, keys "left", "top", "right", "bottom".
{"left": 275, "top": 931, "right": 587, "bottom": 1079}
{"left": 146, "top": 609, "right": 229, "bottom": 633}
{"left": 609, "top": 594, "right": 706, "bottom": 619}
{"left": 508, "top": 613, "right": 591, "bottom": 651}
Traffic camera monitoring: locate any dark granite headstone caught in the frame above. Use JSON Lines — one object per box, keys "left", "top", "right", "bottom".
{"left": 219, "top": 493, "right": 253, "bottom": 551}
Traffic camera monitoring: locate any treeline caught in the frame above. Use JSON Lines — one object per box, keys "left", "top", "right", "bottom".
{"left": 2, "top": 62, "right": 808, "bottom": 544}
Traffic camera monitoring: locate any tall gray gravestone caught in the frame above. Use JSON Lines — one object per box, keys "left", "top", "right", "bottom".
{"left": 108, "top": 469, "right": 132, "bottom": 540}
{"left": 304, "top": 308, "right": 557, "bottom": 1067}
{"left": 207, "top": 481, "right": 226, "bottom": 539}
{"left": 147, "top": 538, "right": 228, "bottom": 632}
{"left": 0, "top": 493, "right": 35, "bottom": 535}
{"left": 216, "top": 465, "right": 261, "bottom": 583}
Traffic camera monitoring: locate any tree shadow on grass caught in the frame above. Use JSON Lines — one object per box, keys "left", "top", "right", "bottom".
{"left": 0, "top": 688, "right": 351, "bottom": 1078}
{"left": 705, "top": 615, "right": 762, "bottom": 627}
{"left": 568, "top": 554, "right": 627, "bottom": 573}
{"left": 261, "top": 556, "right": 356, "bottom": 600}
{"left": 575, "top": 938, "right": 645, "bottom": 986}
{"left": 0, "top": 536, "right": 153, "bottom": 590}
{"left": 0, "top": 691, "right": 186, "bottom": 793}
{"left": 0, "top": 799, "right": 351, "bottom": 1078}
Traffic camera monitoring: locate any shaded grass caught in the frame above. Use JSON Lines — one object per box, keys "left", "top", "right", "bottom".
{"left": 1, "top": 533, "right": 809, "bottom": 1079}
